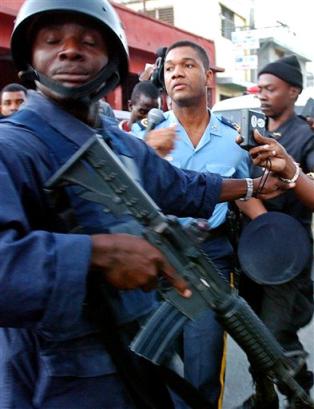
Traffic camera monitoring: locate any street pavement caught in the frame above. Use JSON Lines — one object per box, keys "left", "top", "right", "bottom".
{"left": 223, "top": 315, "right": 314, "bottom": 409}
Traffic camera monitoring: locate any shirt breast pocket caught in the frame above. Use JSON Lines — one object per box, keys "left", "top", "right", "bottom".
{"left": 205, "top": 164, "right": 236, "bottom": 178}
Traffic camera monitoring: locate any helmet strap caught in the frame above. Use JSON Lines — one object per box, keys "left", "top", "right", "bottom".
{"left": 19, "top": 61, "right": 120, "bottom": 103}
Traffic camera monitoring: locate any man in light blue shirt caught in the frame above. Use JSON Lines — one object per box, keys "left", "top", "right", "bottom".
{"left": 133, "top": 40, "right": 265, "bottom": 409}
{"left": 134, "top": 109, "right": 249, "bottom": 228}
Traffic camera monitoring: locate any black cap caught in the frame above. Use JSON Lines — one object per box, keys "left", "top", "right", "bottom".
{"left": 258, "top": 55, "right": 303, "bottom": 90}
{"left": 237, "top": 212, "right": 311, "bottom": 284}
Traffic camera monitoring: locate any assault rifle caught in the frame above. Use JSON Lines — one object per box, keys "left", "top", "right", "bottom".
{"left": 46, "top": 134, "right": 313, "bottom": 407}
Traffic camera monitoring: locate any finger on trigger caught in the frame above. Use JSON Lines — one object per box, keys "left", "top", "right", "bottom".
{"left": 161, "top": 266, "right": 192, "bottom": 298}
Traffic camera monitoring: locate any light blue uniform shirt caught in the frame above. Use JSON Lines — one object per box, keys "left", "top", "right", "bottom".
{"left": 133, "top": 110, "right": 250, "bottom": 228}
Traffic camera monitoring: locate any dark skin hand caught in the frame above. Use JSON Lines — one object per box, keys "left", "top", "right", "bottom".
{"left": 91, "top": 233, "right": 192, "bottom": 297}
{"left": 254, "top": 173, "right": 293, "bottom": 199}
{"left": 249, "top": 130, "right": 296, "bottom": 177}
{"left": 145, "top": 125, "right": 177, "bottom": 157}
{"left": 220, "top": 173, "right": 293, "bottom": 201}
{"left": 249, "top": 130, "right": 314, "bottom": 211}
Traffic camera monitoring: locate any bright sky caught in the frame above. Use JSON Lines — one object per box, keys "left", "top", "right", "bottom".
{"left": 254, "top": 0, "right": 314, "bottom": 70}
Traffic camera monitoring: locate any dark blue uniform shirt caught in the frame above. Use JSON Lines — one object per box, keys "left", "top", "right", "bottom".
{"left": 0, "top": 91, "right": 222, "bottom": 408}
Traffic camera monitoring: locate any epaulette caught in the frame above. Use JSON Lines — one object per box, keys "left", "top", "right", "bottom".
{"left": 219, "top": 115, "right": 241, "bottom": 132}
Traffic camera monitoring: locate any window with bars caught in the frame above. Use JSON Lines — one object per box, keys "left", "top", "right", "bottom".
{"left": 221, "top": 5, "right": 235, "bottom": 40}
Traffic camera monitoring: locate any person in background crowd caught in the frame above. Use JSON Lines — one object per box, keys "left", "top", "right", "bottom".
{"left": 119, "top": 80, "right": 160, "bottom": 132}
{"left": 0, "top": 82, "right": 27, "bottom": 117}
{"left": 133, "top": 39, "right": 267, "bottom": 409}
{"left": 0, "top": 1, "right": 288, "bottom": 408}
{"left": 236, "top": 55, "right": 314, "bottom": 409}
{"left": 123, "top": 79, "right": 176, "bottom": 156}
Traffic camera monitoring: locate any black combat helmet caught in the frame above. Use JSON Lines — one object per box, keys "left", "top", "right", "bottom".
{"left": 10, "top": 0, "right": 129, "bottom": 102}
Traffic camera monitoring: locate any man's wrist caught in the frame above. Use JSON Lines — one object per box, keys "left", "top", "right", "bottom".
{"left": 239, "top": 178, "right": 254, "bottom": 201}
{"left": 281, "top": 157, "right": 298, "bottom": 178}
{"left": 279, "top": 161, "right": 300, "bottom": 184}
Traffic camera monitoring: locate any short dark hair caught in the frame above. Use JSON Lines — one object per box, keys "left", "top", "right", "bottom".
{"left": 1, "top": 83, "right": 28, "bottom": 99}
{"left": 165, "top": 40, "right": 210, "bottom": 71}
{"left": 130, "top": 80, "right": 160, "bottom": 103}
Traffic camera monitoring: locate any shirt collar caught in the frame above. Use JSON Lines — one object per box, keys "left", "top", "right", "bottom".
{"left": 168, "top": 109, "right": 221, "bottom": 136}
{"left": 267, "top": 113, "right": 298, "bottom": 136}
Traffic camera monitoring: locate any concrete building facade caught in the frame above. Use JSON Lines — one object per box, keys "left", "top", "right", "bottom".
{"left": 117, "top": 0, "right": 313, "bottom": 101}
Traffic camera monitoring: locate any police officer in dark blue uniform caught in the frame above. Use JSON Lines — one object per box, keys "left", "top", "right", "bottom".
{"left": 0, "top": 1, "right": 288, "bottom": 408}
